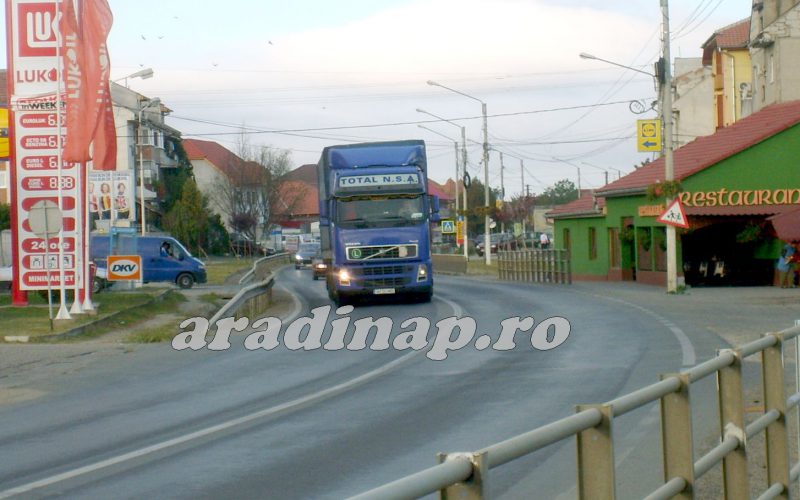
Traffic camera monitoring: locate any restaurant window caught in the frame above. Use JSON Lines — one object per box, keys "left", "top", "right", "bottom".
{"left": 588, "top": 227, "right": 597, "bottom": 260}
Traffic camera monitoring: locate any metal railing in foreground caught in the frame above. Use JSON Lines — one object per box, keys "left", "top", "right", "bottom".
{"left": 351, "top": 321, "right": 800, "bottom": 500}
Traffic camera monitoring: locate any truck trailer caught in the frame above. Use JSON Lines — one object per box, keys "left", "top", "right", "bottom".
{"left": 317, "top": 140, "right": 439, "bottom": 306}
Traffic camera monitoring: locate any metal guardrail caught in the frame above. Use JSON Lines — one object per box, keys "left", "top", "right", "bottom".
{"left": 238, "top": 252, "right": 290, "bottom": 285}
{"left": 209, "top": 253, "right": 290, "bottom": 325}
{"left": 352, "top": 321, "right": 800, "bottom": 499}
{"left": 497, "top": 249, "right": 572, "bottom": 284}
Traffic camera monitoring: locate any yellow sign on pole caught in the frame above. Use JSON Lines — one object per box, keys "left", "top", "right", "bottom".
{"left": 456, "top": 220, "right": 465, "bottom": 245}
{"left": 637, "top": 119, "right": 662, "bottom": 152}
{"left": 0, "top": 109, "right": 8, "bottom": 159}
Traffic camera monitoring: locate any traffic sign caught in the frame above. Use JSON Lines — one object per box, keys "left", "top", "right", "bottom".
{"left": 657, "top": 199, "right": 689, "bottom": 228}
{"left": 441, "top": 219, "right": 455, "bottom": 234}
{"left": 637, "top": 119, "right": 662, "bottom": 152}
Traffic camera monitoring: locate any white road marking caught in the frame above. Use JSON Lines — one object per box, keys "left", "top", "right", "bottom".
{"left": 0, "top": 287, "right": 466, "bottom": 497}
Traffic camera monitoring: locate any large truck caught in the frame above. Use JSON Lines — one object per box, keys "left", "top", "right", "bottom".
{"left": 317, "top": 140, "right": 439, "bottom": 306}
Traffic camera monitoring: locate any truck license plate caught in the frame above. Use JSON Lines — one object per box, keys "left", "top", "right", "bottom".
{"left": 374, "top": 288, "right": 396, "bottom": 295}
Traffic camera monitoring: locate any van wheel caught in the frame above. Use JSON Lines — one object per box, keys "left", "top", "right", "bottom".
{"left": 93, "top": 278, "right": 106, "bottom": 294}
{"left": 177, "top": 273, "right": 195, "bottom": 289}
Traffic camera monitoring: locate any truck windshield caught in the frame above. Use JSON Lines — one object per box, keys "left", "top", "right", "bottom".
{"left": 335, "top": 195, "right": 425, "bottom": 229}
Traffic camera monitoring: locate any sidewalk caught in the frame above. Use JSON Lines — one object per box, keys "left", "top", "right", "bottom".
{"left": 569, "top": 281, "right": 800, "bottom": 348}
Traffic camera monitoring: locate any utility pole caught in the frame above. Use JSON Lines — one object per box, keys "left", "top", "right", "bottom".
{"left": 521, "top": 160, "right": 525, "bottom": 247}
{"left": 482, "top": 103, "right": 491, "bottom": 266}
{"left": 499, "top": 152, "right": 505, "bottom": 234}
{"left": 662, "top": 0, "right": 678, "bottom": 293}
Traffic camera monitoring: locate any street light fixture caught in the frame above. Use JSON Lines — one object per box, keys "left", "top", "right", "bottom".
{"left": 427, "top": 80, "right": 492, "bottom": 265}
{"left": 138, "top": 97, "right": 161, "bottom": 236}
{"left": 114, "top": 67, "right": 154, "bottom": 88}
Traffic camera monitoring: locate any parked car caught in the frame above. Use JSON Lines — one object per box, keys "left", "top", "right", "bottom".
{"left": 476, "top": 232, "right": 517, "bottom": 256}
{"left": 311, "top": 250, "right": 327, "bottom": 280}
{"left": 294, "top": 242, "right": 320, "bottom": 269}
{"left": 92, "top": 235, "right": 206, "bottom": 289}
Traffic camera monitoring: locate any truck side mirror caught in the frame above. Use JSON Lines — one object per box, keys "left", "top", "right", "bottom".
{"left": 429, "top": 195, "right": 441, "bottom": 223}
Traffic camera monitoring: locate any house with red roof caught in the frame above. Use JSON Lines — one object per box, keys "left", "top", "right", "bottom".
{"left": 184, "top": 138, "right": 268, "bottom": 239}
{"left": 550, "top": 100, "right": 800, "bottom": 286}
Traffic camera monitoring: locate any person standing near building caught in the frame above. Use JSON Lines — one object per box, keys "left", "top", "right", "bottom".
{"left": 777, "top": 240, "right": 798, "bottom": 288}
{"left": 539, "top": 232, "right": 550, "bottom": 249}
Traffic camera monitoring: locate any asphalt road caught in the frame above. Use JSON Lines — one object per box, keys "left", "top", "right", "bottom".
{"left": 0, "top": 268, "right": 725, "bottom": 499}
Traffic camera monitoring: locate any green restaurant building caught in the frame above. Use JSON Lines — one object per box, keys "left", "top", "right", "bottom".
{"left": 548, "top": 100, "right": 800, "bottom": 287}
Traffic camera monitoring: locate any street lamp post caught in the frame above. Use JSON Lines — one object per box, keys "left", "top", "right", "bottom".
{"left": 580, "top": 0, "right": 677, "bottom": 292}
{"left": 417, "top": 125, "right": 465, "bottom": 256}
{"left": 427, "top": 80, "right": 492, "bottom": 265}
{"left": 416, "top": 108, "right": 469, "bottom": 260}
{"left": 138, "top": 98, "right": 161, "bottom": 236}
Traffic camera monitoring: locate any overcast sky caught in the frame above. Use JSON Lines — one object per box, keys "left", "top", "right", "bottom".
{"left": 3, "top": 0, "right": 750, "bottom": 197}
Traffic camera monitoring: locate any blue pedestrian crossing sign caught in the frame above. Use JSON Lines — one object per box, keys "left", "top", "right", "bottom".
{"left": 441, "top": 219, "right": 456, "bottom": 234}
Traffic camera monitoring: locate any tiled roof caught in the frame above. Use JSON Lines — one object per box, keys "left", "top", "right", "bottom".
{"left": 274, "top": 180, "right": 318, "bottom": 217}
{"left": 285, "top": 163, "right": 318, "bottom": 186}
{"left": 547, "top": 190, "right": 606, "bottom": 218}
{"left": 597, "top": 100, "right": 800, "bottom": 196}
{"left": 702, "top": 18, "right": 750, "bottom": 64}
{"left": 183, "top": 138, "right": 263, "bottom": 185}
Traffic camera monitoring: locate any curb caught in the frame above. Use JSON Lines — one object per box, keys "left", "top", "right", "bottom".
{"left": 4, "top": 289, "right": 174, "bottom": 343}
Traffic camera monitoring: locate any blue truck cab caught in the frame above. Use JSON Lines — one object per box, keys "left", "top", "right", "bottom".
{"left": 91, "top": 234, "right": 207, "bottom": 289}
{"left": 318, "top": 140, "right": 438, "bottom": 306}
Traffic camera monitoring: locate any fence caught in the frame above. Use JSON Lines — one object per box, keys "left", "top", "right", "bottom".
{"left": 497, "top": 249, "right": 571, "bottom": 284}
{"left": 351, "top": 321, "right": 800, "bottom": 499}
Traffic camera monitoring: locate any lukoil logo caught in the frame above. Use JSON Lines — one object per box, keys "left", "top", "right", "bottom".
{"left": 18, "top": 3, "right": 59, "bottom": 58}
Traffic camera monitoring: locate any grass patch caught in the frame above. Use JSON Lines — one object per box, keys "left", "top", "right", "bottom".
{"left": 0, "top": 290, "right": 163, "bottom": 339}
{"left": 125, "top": 323, "right": 180, "bottom": 343}
{"left": 204, "top": 257, "right": 258, "bottom": 285}
{"left": 200, "top": 293, "right": 222, "bottom": 305}
{"left": 467, "top": 259, "right": 498, "bottom": 276}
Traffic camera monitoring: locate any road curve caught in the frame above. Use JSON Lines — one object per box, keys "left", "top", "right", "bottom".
{"left": 0, "top": 268, "right": 710, "bottom": 499}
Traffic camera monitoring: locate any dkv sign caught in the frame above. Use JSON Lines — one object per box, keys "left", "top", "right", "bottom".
{"left": 107, "top": 255, "right": 142, "bottom": 281}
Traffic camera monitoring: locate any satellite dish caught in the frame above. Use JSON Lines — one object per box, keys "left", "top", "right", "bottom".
{"left": 489, "top": 219, "right": 497, "bottom": 229}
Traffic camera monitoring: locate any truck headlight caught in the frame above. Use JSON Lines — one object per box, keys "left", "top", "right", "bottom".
{"left": 295, "top": 254, "right": 303, "bottom": 260}
{"left": 417, "top": 264, "right": 428, "bottom": 282}
{"left": 338, "top": 269, "right": 351, "bottom": 286}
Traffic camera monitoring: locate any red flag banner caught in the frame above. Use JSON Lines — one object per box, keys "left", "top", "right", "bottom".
{"left": 61, "top": 0, "right": 91, "bottom": 162}
{"left": 60, "top": 0, "right": 115, "bottom": 170}
{"left": 82, "top": 0, "right": 116, "bottom": 170}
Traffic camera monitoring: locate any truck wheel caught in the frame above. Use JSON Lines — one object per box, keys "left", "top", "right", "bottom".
{"left": 419, "top": 289, "right": 433, "bottom": 303}
{"left": 177, "top": 273, "right": 195, "bottom": 289}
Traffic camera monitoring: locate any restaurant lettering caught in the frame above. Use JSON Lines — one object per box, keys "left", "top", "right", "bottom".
{"left": 679, "top": 188, "right": 800, "bottom": 207}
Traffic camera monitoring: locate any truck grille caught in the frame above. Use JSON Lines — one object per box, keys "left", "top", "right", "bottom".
{"left": 347, "top": 244, "right": 418, "bottom": 260}
{"left": 351, "top": 265, "right": 414, "bottom": 276}
{"left": 363, "top": 277, "right": 411, "bottom": 287}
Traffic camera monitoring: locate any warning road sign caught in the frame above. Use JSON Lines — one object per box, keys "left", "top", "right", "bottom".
{"left": 657, "top": 199, "right": 689, "bottom": 228}
{"left": 637, "top": 119, "right": 662, "bottom": 152}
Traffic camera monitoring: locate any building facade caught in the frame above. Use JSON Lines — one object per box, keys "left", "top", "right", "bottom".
{"left": 550, "top": 101, "right": 800, "bottom": 286}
